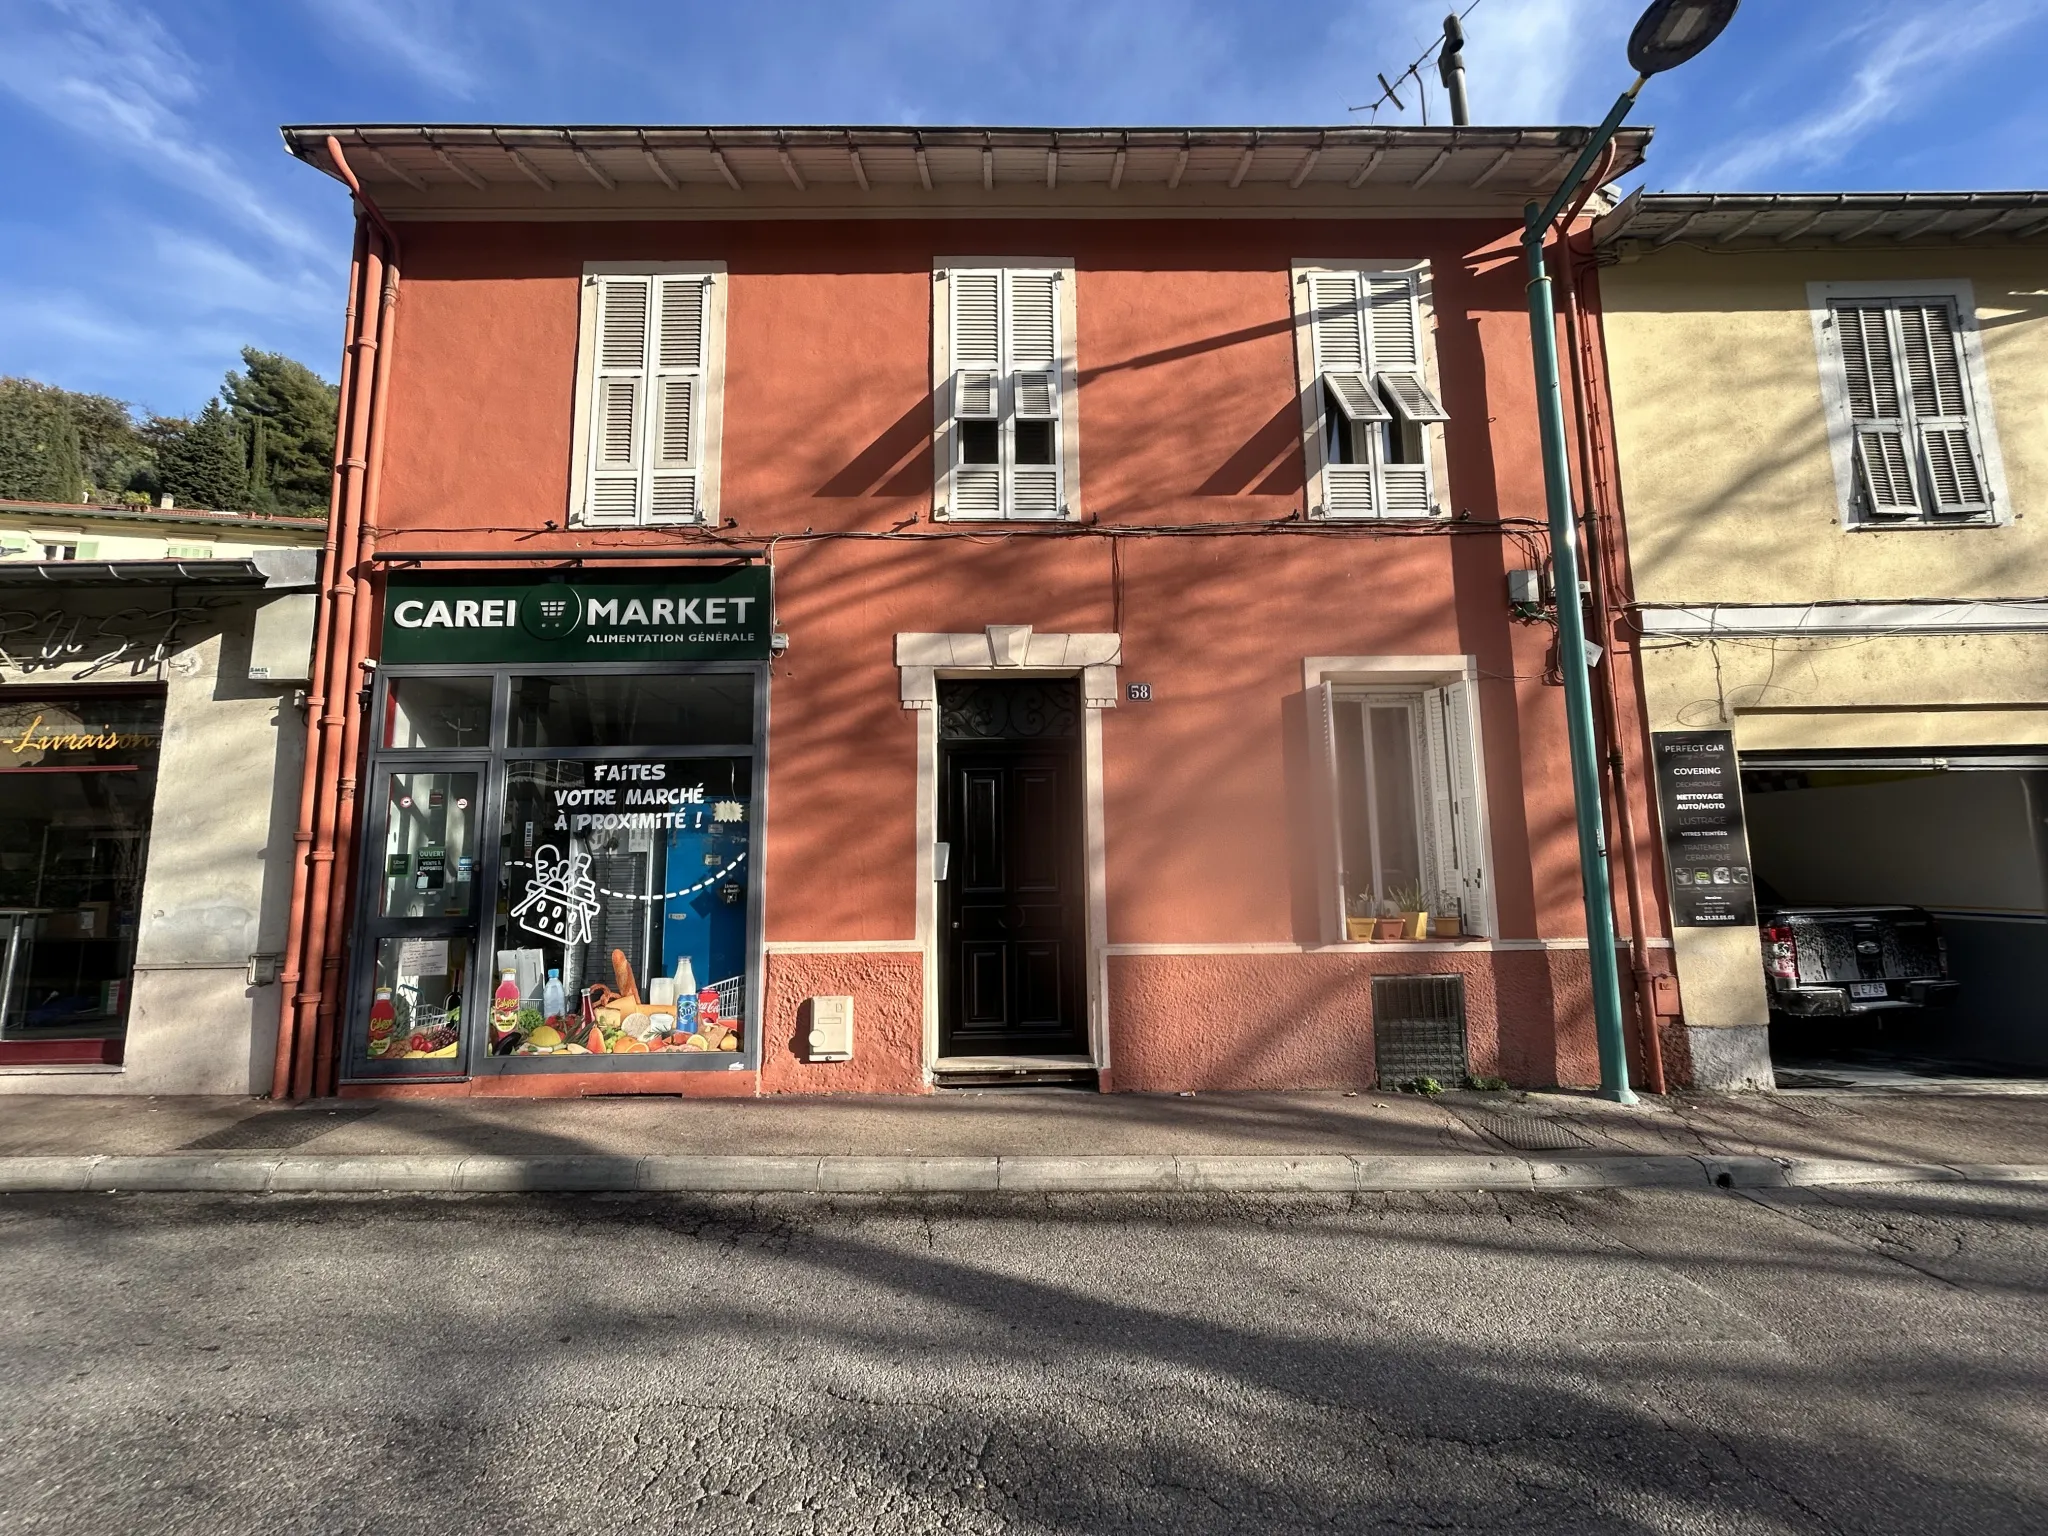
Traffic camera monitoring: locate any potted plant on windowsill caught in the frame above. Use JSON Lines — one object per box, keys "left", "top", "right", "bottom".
{"left": 1433, "top": 893, "right": 1463, "bottom": 940}
{"left": 1389, "top": 882, "right": 1430, "bottom": 941}
{"left": 1373, "top": 898, "right": 1405, "bottom": 942}
{"left": 1345, "top": 894, "right": 1375, "bottom": 943}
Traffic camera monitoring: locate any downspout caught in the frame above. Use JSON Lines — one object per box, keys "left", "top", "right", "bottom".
{"left": 1552, "top": 173, "right": 1667, "bottom": 1094}
{"left": 288, "top": 138, "right": 401, "bottom": 1096}
{"left": 272, "top": 219, "right": 365, "bottom": 1098}
{"left": 314, "top": 143, "right": 402, "bottom": 1094}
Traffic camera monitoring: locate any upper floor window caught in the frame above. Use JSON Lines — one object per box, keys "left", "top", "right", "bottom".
{"left": 934, "top": 262, "right": 1076, "bottom": 521}
{"left": 571, "top": 263, "right": 727, "bottom": 528}
{"left": 1294, "top": 263, "right": 1449, "bottom": 520}
{"left": 1811, "top": 281, "right": 2007, "bottom": 528}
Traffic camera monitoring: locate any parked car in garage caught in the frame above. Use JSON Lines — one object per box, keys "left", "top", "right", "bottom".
{"left": 1759, "top": 900, "right": 1962, "bottom": 1018}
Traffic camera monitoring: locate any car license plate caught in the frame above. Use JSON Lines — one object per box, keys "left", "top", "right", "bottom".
{"left": 1849, "top": 982, "right": 1888, "bottom": 999}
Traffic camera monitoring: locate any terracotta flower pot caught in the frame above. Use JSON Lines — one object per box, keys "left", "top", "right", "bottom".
{"left": 1373, "top": 917, "right": 1404, "bottom": 941}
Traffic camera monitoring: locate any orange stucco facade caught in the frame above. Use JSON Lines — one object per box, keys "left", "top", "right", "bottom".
{"left": 321, "top": 213, "right": 1671, "bottom": 1099}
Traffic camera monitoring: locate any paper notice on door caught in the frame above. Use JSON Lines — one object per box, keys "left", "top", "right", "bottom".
{"left": 398, "top": 938, "right": 450, "bottom": 978}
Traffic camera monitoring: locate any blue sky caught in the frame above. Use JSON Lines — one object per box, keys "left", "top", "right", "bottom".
{"left": 2, "top": 0, "right": 2043, "bottom": 416}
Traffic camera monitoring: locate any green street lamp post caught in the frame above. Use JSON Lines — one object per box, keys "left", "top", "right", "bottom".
{"left": 1521, "top": 0, "right": 1739, "bottom": 1102}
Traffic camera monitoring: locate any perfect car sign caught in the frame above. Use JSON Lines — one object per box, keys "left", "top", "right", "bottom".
{"left": 1650, "top": 729, "right": 1758, "bottom": 927}
{"left": 380, "top": 568, "right": 772, "bottom": 664}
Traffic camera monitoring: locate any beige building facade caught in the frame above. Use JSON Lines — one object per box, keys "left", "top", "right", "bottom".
{"left": 0, "top": 506, "right": 322, "bottom": 1094}
{"left": 1595, "top": 191, "right": 2048, "bottom": 1088}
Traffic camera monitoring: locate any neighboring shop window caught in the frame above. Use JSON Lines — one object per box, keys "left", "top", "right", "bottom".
{"left": 570, "top": 263, "right": 727, "bottom": 529}
{"left": 1812, "top": 282, "right": 2005, "bottom": 525}
{"left": 935, "top": 261, "right": 1078, "bottom": 521}
{"left": 0, "top": 692, "right": 163, "bottom": 1059}
{"left": 1311, "top": 682, "right": 1486, "bottom": 937}
{"left": 1294, "top": 262, "right": 1449, "bottom": 520}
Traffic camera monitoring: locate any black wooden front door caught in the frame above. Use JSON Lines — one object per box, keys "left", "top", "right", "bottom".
{"left": 938, "top": 681, "right": 1087, "bottom": 1057}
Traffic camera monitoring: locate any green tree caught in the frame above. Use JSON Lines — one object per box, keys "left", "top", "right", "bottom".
{"left": 222, "top": 349, "right": 337, "bottom": 514}
{"left": 59, "top": 388, "right": 156, "bottom": 499}
{"left": 0, "top": 378, "right": 87, "bottom": 503}
{"left": 156, "top": 399, "right": 249, "bottom": 511}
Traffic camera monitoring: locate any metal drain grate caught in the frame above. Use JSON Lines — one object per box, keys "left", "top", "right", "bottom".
{"left": 1460, "top": 1111, "right": 1594, "bottom": 1152}
{"left": 179, "top": 1105, "right": 379, "bottom": 1151}
{"left": 1372, "top": 975, "right": 1468, "bottom": 1086}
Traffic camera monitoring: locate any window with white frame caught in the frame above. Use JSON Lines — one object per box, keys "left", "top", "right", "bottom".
{"left": 1296, "top": 265, "right": 1449, "bottom": 520}
{"left": 937, "top": 264, "right": 1073, "bottom": 520}
{"left": 572, "top": 264, "right": 726, "bottom": 528}
{"left": 1312, "top": 681, "right": 1485, "bottom": 934}
{"left": 1813, "top": 285, "right": 2002, "bottom": 526}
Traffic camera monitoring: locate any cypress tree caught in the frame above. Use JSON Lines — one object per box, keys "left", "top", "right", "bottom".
{"left": 0, "top": 379, "right": 87, "bottom": 503}
{"left": 157, "top": 399, "right": 250, "bottom": 511}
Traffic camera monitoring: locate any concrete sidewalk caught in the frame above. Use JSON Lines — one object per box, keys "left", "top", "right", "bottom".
{"left": 1, "top": 1087, "right": 2043, "bottom": 1194}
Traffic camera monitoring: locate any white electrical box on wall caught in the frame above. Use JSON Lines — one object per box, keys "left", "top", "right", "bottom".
{"left": 806, "top": 996, "right": 854, "bottom": 1061}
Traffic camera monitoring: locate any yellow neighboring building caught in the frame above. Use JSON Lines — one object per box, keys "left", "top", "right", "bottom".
{"left": 1595, "top": 191, "right": 2048, "bottom": 1090}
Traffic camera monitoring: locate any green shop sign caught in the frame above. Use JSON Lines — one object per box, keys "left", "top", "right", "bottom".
{"left": 381, "top": 567, "right": 771, "bottom": 664}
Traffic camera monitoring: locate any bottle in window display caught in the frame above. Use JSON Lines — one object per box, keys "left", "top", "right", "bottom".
{"left": 367, "top": 987, "right": 398, "bottom": 1058}
{"left": 490, "top": 969, "right": 521, "bottom": 1048}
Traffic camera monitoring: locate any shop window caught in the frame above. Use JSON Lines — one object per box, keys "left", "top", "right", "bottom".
{"left": 1313, "top": 682, "right": 1486, "bottom": 936}
{"left": 1811, "top": 282, "right": 2006, "bottom": 526}
{"left": 508, "top": 673, "right": 753, "bottom": 749}
{"left": 571, "top": 263, "right": 727, "bottom": 529}
{"left": 0, "top": 692, "right": 164, "bottom": 1060}
{"left": 493, "top": 757, "right": 753, "bottom": 1059}
{"left": 378, "top": 771, "right": 480, "bottom": 919}
{"left": 383, "top": 676, "right": 493, "bottom": 750}
{"left": 937, "top": 263, "right": 1075, "bottom": 521}
{"left": 1296, "top": 263, "right": 1449, "bottom": 520}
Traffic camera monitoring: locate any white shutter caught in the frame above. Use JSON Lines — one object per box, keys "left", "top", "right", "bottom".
{"left": 1834, "top": 303, "right": 1921, "bottom": 518}
{"left": 955, "top": 372, "right": 999, "bottom": 419}
{"left": 1013, "top": 371, "right": 1058, "bottom": 419}
{"left": 585, "top": 276, "right": 650, "bottom": 524}
{"left": 1378, "top": 373, "right": 1449, "bottom": 424}
{"left": 1380, "top": 465, "right": 1434, "bottom": 518}
{"left": 1896, "top": 302, "right": 1991, "bottom": 516}
{"left": 1424, "top": 689, "right": 1459, "bottom": 919}
{"left": 948, "top": 269, "right": 1066, "bottom": 520}
{"left": 1006, "top": 273, "right": 1058, "bottom": 367}
{"left": 1310, "top": 681, "right": 1347, "bottom": 943}
{"left": 951, "top": 272, "right": 1001, "bottom": 370}
{"left": 645, "top": 278, "right": 704, "bottom": 523}
{"left": 1365, "top": 273, "right": 1442, "bottom": 518}
{"left": 1363, "top": 276, "right": 1420, "bottom": 370}
{"left": 1442, "top": 680, "right": 1486, "bottom": 935}
{"left": 1325, "top": 466, "right": 1377, "bottom": 517}
{"left": 952, "top": 465, "right": 1003, "bottom": 518}
{"left": 1323, "top": 373, "right": 1387, "bottom": 422}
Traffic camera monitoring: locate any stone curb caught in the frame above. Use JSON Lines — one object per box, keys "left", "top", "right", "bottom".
{"left": 0, "top": 1153, "right": 2042, "bottom": 1196}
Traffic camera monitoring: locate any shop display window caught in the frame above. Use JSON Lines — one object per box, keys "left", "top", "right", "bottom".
{"left": 0, "top": 692, "right": 163, "bottom": 1057}
{"left": 509, "top": 673, "right": 753, "bottom": 749}
{"left": 492, "top": 756, "right": 752, "bottom": 1059}
{"left": 383, "top": 676, "right": 492, "bottom": 750}
{"left": 349, "top": 663, "right": 762, "bottom": 1079}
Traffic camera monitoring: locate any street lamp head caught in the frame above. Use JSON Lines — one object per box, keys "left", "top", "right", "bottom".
{"left": 1627, "top": 0, "right": 1739, "bottom": 75}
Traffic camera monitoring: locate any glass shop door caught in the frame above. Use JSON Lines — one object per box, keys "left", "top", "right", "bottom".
{"left": 347, "top": 761, "right": 490, "bottom": 1076}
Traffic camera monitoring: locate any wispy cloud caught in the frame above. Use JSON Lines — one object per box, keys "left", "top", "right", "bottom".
{"left": 1679, "top": 0, "right": 2039, "bottom": 188}
{"left": 300, "top": 0, "right": 481, "bottom": 98}
{"left": 0, "top": 0, "right": 323, "bottom": 256}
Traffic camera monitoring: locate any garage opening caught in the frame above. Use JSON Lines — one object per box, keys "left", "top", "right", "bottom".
{"left": 1741, "top": 748, "right": 2048, "bottom": 1089}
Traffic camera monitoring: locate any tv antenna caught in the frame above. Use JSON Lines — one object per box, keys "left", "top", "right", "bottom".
{"left": 1350, "top": 2, "right": 1483, "bottom": 126}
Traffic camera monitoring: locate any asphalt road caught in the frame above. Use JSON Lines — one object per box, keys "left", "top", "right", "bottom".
{"left": 1, "top": 1185, "right": 2042, "bottom": 1534}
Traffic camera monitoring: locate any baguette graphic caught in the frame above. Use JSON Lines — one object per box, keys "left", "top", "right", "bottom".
{"left": 610, "top": 949, "right": 641, "bottom": 1006}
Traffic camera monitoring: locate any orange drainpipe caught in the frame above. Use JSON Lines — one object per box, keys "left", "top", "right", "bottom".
{"left": 272, "top": 219, "right": 366, "bottom": 1098}
{"left": 1555, "top": 212, "right": 1668, "bottom": 1095}
{"left": 285, "top": 138, "right": 402, "bottom": 1097}
{"left": 314, "top": 204, "right": 401, "bottom": 1095}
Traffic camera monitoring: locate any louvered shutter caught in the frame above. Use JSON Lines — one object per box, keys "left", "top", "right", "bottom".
{"left": 1006, "top": 271, "right": 1062, "bottom": 519}
{"left": 1308, "top": 273, "right": 1376, "bottom": 518}
{"left": 1365, "top": 274, "right": 1441, "bottom": 519}
{"left": 647, "top": 277, "right": 704, "bottom": 523}
{"left": 1896, "top": 302, "right": 1991, "bottom": 516}
{"left": 1310, "top": 681, "right": 1348, "bottom": 943}
{"left": 1424, "top": 688, "right": 1459, "bottom": 919}
{"left": 1441, "top": 680, "right": 1486, "bottom": 934}
{"left": 949, "top": 271, "right": 1004, "bottom": 518}
{"left": 585, "top": 276, "right": 649, "bottom": 525}
{"left": 1833, "top": 304, "right": 1921, "bottom": 517}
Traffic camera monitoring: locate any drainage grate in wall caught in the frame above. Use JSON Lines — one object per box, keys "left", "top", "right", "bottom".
{"left": 179, "top": 1105, "right": 380, "bottom": 1151}
{"left": 1459, "top": 1111, "right": 1594, "bottom": 1153}
{"left": 1372, "top": 975, "right": 1468, "bottom": 1086}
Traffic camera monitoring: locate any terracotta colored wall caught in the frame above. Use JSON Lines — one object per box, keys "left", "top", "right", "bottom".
{"left": 356, "top": 217, "right": 1633, "bottom": 1093}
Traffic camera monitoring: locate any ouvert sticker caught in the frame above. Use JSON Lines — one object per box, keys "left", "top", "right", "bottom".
{"left": 380, "top": 568, "right": 771, "bottom": 664}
